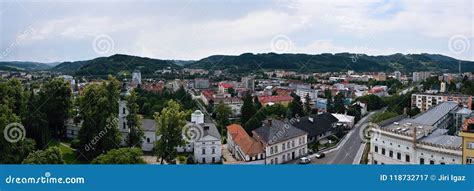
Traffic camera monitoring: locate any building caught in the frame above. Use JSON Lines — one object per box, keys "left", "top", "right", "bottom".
{"left": 375, "top": 72, "right": 387, "bottom": 81}
{"left": 411, "top": 93, "right": 472, "bottom": 112}
{"left": 459, "top": 118, "right": 474, "bottom": 164}
{"left": 292, "top": 113, "right": 338, "bottom": 143}
{"left": 141, "top": 119, "right": 158, "bottom": 152}
{"left": 226, "top": 124, "right": 265, "bottom": 163}
{"left": 258, "top": 95, "right": 293, "bottom": 107}
{"left": 65, "top": 119, "right": 81, "bottom": 139}
{"left": 194, "top": 78, "right": 210, "bottom": 89}
{"left": 218, "top": 82, "right": 233, "bottom": 94}
{"left": 296, "top": 88, "right": 318, "bottom": 103}
{"left": 440, "top": 81, "right": 446, "bottom": 93}
{"left": 193, "top": 122, "right": 222, "bottom": 164}
{"left": 368, "top": 85, "right": 388, "bottom": 97}
{"left": 118, "top": 100, "right": 130, "bottom": 146}
{"left": 252, "top": 119, "right": 308, "bottom": 164}
{"left": 131, "top": 70, "right": 142, "bottom": 86}
{"left": 412, "top": 71, "right": 431, "bottom": 83}
{"left": 241, "top": 76, "right": 255, "bottom": 93}
{"left": 315, "top": 98, "right": 327, "bottom": 112}
{"left": 332, "top": 113, "right": 356, "bottom": 129}
{"left": 454, "top": 108, "right": 473, "bottom": 131}
{"left": 369, "top": 102, "right": 463, "bottom": 165}
{"left": 394, "top": 71, "right": 401, "bottom": 81}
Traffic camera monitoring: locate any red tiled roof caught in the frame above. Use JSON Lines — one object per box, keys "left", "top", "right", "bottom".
{"left": 463, "top": 117, "right": 474, "bottom": 132}
{"left": 219, "top": 82, "right": 233, "bottom": 88}
{"left": 227, "top": 124, "right": 263, "bottom": 156}
{"left": 258, "top": 95, "right": 293, "bottom": 104}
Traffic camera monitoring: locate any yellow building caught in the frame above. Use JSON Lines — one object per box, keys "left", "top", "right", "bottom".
{"left": 460, "top": 117, "right": 474, "bottom": 164}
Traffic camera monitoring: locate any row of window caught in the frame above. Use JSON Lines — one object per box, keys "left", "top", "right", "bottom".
{"left": 270, "top": 138, "right": 302, "bottom": 155}
{"left": 201, "top": 148, "right": 216, "bottom": 155}
{"left": 374, "top": 145, "right": 410, "bottom": 162}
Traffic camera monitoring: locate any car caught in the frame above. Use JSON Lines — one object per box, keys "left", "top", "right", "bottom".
{"left": 299, "top": 157, "right": 311, "bottom": 164}
{"left": 314, "top": 152, "right": 325, "bottom": 159}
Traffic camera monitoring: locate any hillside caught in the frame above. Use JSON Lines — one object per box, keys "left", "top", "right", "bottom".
{"left": 186, "top": 53, "right": 474, "bottom": 73}
{"left": 0, "top": 61, "right": 52, "bottom": 71}
{"left": 52, "top": 54, "right": 181, "bottom": 76}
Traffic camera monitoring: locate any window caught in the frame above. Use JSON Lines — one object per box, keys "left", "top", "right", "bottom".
{"left": 302, "top": 148, "right": 306, "bottom": 154}
{"left": 292, "top": 140, "right": 295, "bottom": 147}
{"left": 122, "top": 108, "right": 126, "bottom": 114}
{"left": 373, "top": 160, "right": 378, "bottom": 164}
{"left": 467, "top": 142, "right": 474, "bottom": 149}
{"left": 202, "top": 158, "right": 206, "bottom": 163}
{"left": 275, "top": 146, "right": 278, "bottom": 153}
{"left": 440, "top": 162, "right": 445, "bottom": 165}
{"left": 287, "top": 142, "right": 290, "bottom": 149}
{"left": 212, "top": 148, "right": 215, "bottom": 154}
{"left": 147, "top": 138, "right": 150, "bottom": 143}
{"left": 405, "top": 154, "right": 410, "bottom": 162}
{"left": 270, "top": 147, "right": 273, "bottom": 154}
{"left": 275, "top": 158, "right": 278, "bottom": 164}
{"left": 282, "top": 143, "right": 286, "bottom": 151}
{"left": 212, "top": 157, "right": 215, "bottom": 163}
{"left": 389, "top": 150, "right": 393, "bottom": 158}
{"left": 420, "top": 158, "right": 425, "bottom": 164}
{"left": 397, "top": 152, "right": 401, "bottom": 160}
{"left": 374, "top": 146, "right": 378, "bottom": 153}
{"left": 282, "top": 155, "right": 286, "bottom": 162}
{"left": 270, "top": 159, "right": 274, "bottom": 164}
{"left": 381, "top": 148, "right": 385, "bottom": 155}
{"left": 123, "top": 122, "right": 126, "bottom": 129}
{"left": 466, "top": 157, "right": 474, "bottom": 164}
{"left": 430, "top": 160, "right": 435, "bottom": 165}
{"left": 202, "top": 148, "right": 206, "bottom": 155}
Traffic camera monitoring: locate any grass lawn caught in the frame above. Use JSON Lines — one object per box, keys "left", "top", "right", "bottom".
{"left": 48, "top": 139, "right": 79, "bottom": 164}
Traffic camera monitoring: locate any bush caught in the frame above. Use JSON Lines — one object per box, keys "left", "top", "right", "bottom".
{"left": 70, "top": 139, "right": 81, "bottom": 149}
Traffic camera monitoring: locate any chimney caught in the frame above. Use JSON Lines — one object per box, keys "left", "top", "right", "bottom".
{"left": 412, "top": 126, "right": 417, "bottom": 149}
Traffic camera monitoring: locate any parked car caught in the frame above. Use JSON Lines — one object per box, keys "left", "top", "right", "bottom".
{"left": 299, "top": 157, "right": 311, "bottom": 164}
{"left": 314, "top": 152, "right": 325, "bottom": 159}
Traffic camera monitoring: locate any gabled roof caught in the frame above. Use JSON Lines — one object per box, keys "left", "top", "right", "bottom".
{"left": 227, "top": 124, "right": 264, "bottom": 156}
{"left": 292, "top": 113, "right": 338, "bottom": 137}
{"left": 258, "top": 95, "right": 293, "bottom": 104}
{"left": 252, "top": 119, "right": 307, "bottom": 145}
{"left": 140, "top": 119, "right": 156, "bottom": 132}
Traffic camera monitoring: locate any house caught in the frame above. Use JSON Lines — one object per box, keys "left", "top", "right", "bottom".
{"left": 258, "top": 95, "right": 293, "bottom": 107}
{"left": 65, "top": 119, "right": 81, "bottom": 139}
{"left": 292, "top": 113, "right": 339, "bottom": 143}
{"left": 226, "top": 124, "right": 265, "bottom": 163}
{"left": 218, "top": 82, "right": 233, "bottom": 94}
{"left": 332, "top": 113, "right": 355, "bottom": 129}
{"left": 193, "top": 123, "right": 222, "bottom": 164}
{"left": 252, "top": 119, "right": 308, "bottom": 164}
{"left": 140, "top": 119, "right": 158, "bottom": 152}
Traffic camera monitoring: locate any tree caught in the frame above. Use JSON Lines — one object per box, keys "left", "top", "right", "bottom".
{"left": 76, "top": 78, "right": 122, "bottom": 161}
{"left": 215, "top": 102, "right": 232, "bottom": 135}
{"left": 304, "top": 94, "right": 312, "bottom": 115}
{"left": 39, "top": 78, "right": 72, "bottom": 139}
{"left": 324, "top": 89, "right": 334, "bottom": 113}
{"left": 254, "top": 96, "right": 262, "bottom": 110}
{"left": 92, "top": 148, "right": 145, "bottom": 164}
{"left": 288, "top": 93, "right": 304, "bottom": 118}
{"left": 154, "top": 100, "right": 187, "bottom": 164}
{"left": 25, "top": 90, "right": 50, "bottom": 148}
{"left": 241, "top": 93, "right": 256, "bottom": 125}
{"left": 244, "top": 117, "right": 262, "bottom": 134}
{"left": 126, "top": 91, "right": 144, "bottom": 147}
{"left": 22, "top": 146, "right": 65, "bottom": 164}
{"left": 333, "top": 93, "right": 346, "bottom": 114}
{"left": 347, "top": 104, "right": 362, "bottom": 123}
{"left": 356, "top": 94, "right": 386, "bottom": 111}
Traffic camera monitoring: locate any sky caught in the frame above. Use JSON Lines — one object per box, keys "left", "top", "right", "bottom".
{"left": 0, "top": 0, "right": 473, "bottom": 63}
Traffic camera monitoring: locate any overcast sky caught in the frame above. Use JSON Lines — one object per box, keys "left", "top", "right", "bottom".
{"left": 0, "top": 0, "right": 473, "bottom": 63}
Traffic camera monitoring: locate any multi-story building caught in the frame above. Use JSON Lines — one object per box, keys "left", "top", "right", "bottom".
{"left": 411, "top": 93, "right": 472, "bottom": 112}
{"left": 412, "top": 71, "right": 431, "bottom": 83}
{"left": 194, "top": 78, "right": 210, "bottom": 89}
{"left": 296, "top": 88, "right": 318, "bottom": 103}
{"left": 226, "top": 124, "right": 265, "bottom": 163}
{"left": 369, "top": 102, "right": 463, "bottom": 165}
{"left": 460, "top": 118, "right": 474, "bottom": 164}
{"left": 131, "top": 70, "right": 142, "bottom": 86}
{"left": 454, "top": 108, "right": 473, "bottom": 131}
{"left": 241, "top": 76, "right": 255, "bottom": 93}
{"left": 394, "top": 71, "right": 401, "bottom": 81}
{"left": 252, "top": 119, "right": 308, "bottom": 164}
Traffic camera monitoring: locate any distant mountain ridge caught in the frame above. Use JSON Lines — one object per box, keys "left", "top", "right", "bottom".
{"left": 187, "top": 53, "right": 474, "bottom": 73}
{"left": 2, "top": 53, "right": 473, "bottom": 75}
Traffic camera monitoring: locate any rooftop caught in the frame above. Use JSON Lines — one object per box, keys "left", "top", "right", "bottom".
{"left": 252, "top": 119, "right": 307, "bottom": 145}
{"left": 227, "top": 124, "right": 264, "bottom": 156}
{"left": 408, "top": 101, "right": 458, "bottom": 126}
{"left": 292, "top": 113, "right": 338, "bottom": 138}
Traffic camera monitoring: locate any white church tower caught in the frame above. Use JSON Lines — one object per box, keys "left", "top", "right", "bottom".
{"left": 191, "top": 110, "right": 204, "bottom": 124}
{"left": 118, "top": 100, "right": 130, "bottom": 146}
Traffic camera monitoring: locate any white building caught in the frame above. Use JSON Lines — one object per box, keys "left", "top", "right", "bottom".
{"left": 118, "top": 100, "right": 130, "bottom": 146}
{"left": 252, "top": 119, "right": 308, "bottom": 164}
{"left": 241, "top": 76, "right": 255, "bottom": 92}
{"left": 332, "top": 113, "right": 355, "bottom": 129}
{"left": 369, "top": 102, "right": 463, "bottom": 165}
{"left": 411, "top": 93, "right": 472, "bottom": 112}
{"left": 132, "top": 70, "right": 142, "bottom": 86}
{"left": 394, "top": 71, "right": 401, "bottom": 81}
{"left": 296, "top": 88, "right": 318, "bottom": 103}
{"left": 189, "top": 110, "right": 222, "bottom": 164}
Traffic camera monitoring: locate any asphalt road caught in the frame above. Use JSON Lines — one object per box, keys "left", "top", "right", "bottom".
{"left": 309, "top": 110, "right": 379, "bottom": 164}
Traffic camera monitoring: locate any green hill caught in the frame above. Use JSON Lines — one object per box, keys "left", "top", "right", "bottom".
{"left": 0, "top": 61, "right": 52, "bottom": 71}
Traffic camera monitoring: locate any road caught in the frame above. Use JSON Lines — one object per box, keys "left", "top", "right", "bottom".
{"left": 307, "top": 109, "right": 381, "bottom": 164}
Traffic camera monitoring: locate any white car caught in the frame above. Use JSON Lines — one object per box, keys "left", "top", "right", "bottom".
{"left": 299, "top": 157, "right": 311, "bottom": 164}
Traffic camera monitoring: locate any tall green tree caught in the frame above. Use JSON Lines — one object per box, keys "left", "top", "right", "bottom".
{"left": 304, "top": 93, "right": 312, "bottom": 115}
{"left": 126, "top": 91, "right": 144, "bottom": 147}
{"left": 254, "top": 96, "right": 262, "bottom": 110}
{"left": 22, "top": 146, "right": 65, "bottom": 164}
{"left": 333, "top": 93, "right": 346, "bottom": 114}
{"left": 324, "top": 89, "right": 334, "bottom": 113}
{"left": 92, "top": 148, "right": 145, "bottom": 164}
{"left": 76, "top": 78, "right": 122, "bottom": 161}
{"left": 215, "top": 101, "right": 232, "bottom": 135}
{"left": 25, "top": 90, "right": 50, "bottom": 148}
{"left": 39, "top": 78, "right": 72, "bottom": 139}
{"left": 240, "top": 93, "right": 256, "bottom": 125}
{"left": 154, "top": 100, "right": 187, "bottom": 164}
{"left": 288, "top": 93, "right": 304, "bottom": 118}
